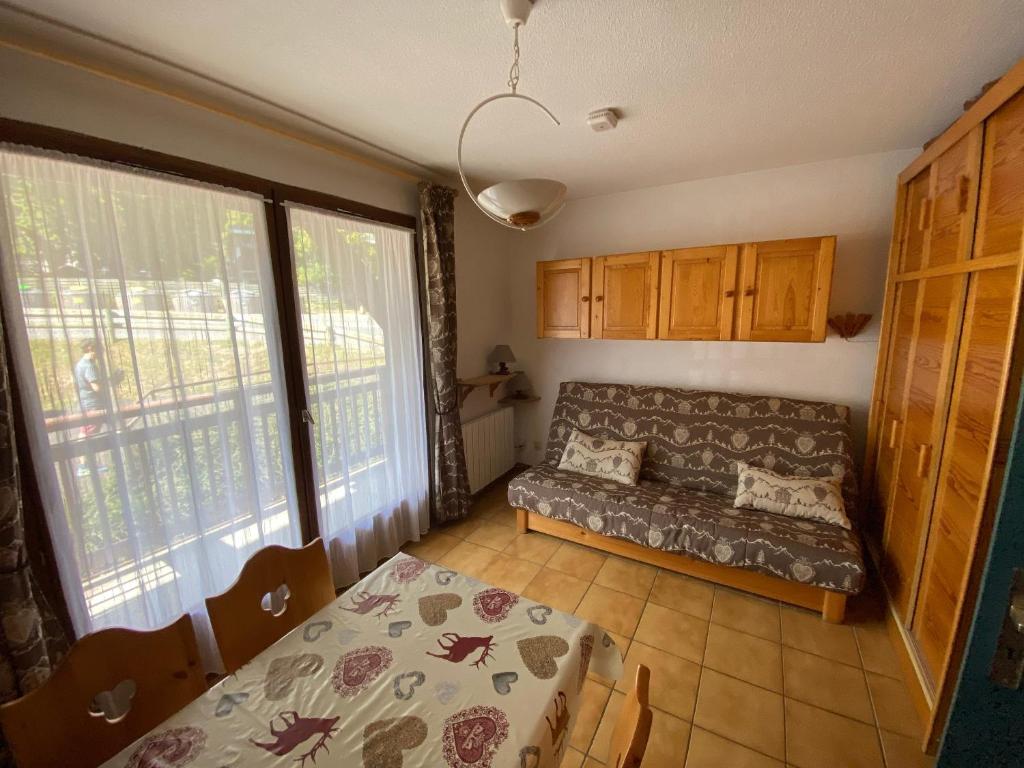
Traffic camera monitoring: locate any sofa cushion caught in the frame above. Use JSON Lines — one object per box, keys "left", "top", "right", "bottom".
{"left": 544, "top": 382, "right": 858, "bottom": 515}
{"left": 734, "top": 462, "right": 851, "bottom": 530}
{"left": 558, "top": 428, "right": 646, "bottom": 485}
{"left": 509, "top": 464, "right": 865, "bottom": 594}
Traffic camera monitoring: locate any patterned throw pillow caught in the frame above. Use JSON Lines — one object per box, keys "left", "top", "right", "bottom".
{"left": 557, "top": 429, "right": 646, "bottom": 486}
{"left": 734, "top": 461, "right": 851, "bottom": 529}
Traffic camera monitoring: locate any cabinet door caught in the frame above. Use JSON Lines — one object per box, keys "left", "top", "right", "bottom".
{"left": 912, "top": 265, "right": 1021, "bottom": 682}
{"left": 869, "top": 280, "right": 921, "bottom": 543}
{"left": 900, "top": 168, "right": 933, "bottom": 273}
{"left": 536, "top": 258, "right": 591, "bottom": 338}
{"left": 973, "top": 88, "right": 1024, "bottom": 262}
{"left": 658, "top": 246, "right": 738, "bottom": 340}
{"left": 736, "top": 236, "right": 835, "bottom": 342}
{"left": 591, "top": 252, "right": 659, "bottom": 339}
{"left": 883, "top": 274, "right": 967, "bottom": 620}
{"left": 925, "top": 126, "right": 982, "bottom": 269}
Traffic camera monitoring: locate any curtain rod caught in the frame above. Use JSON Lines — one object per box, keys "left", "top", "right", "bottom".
{"left": 1, "top": 37, "right": 426, "bottom": 184}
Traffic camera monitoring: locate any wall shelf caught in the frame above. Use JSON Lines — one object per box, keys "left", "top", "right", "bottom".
{"left": 457, "top": 373, "right": 514, "bottom": 406}
{"left": 499, "top": 395, "right": 540, "bottom": 405}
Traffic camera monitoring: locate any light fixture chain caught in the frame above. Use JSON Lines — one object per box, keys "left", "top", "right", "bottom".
{"left": 507, "top": 24, "right": 520, "bottom": 94}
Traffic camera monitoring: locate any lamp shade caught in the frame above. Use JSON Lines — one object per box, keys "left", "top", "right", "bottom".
{"left": 477, "top": 179, "right": 567, "bottom": 228}
{"left": 489, "top": 344, "right": 516, "bottom": 365}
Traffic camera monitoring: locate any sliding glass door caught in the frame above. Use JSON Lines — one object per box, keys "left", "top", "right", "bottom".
{"left": 286, "top": 204, "right": 428, "bottom": 586}
{"left": 0, "top": 147, "right": 299, "bottom": 642}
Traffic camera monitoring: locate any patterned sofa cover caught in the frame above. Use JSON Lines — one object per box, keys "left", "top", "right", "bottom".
{"left": 507, "top": 382, "right": 866, "bottom": 594}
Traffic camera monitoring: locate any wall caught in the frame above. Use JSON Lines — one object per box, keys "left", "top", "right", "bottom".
{"left": 0, "top": 46, "right": 512, "bottom": 422}
{"left": 507, "top": 149, "right": 918, "bottom": 465}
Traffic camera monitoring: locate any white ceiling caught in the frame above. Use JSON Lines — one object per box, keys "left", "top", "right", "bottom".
{"left": 3, "top": 0, "right": 1023, "bottom": 198}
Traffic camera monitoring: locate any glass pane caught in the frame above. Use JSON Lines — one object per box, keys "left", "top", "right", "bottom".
{"left": 0, "top": 146, "right": 299, "bottom": 634}
{"left": 287, "top": 205, "right": 427, "bottom": 542}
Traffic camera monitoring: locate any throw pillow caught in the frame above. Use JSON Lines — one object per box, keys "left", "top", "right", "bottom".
{"left": 734, "top": 461, "right": 850, "bottom": 529}
{"left": 557, "top": 428, "right": 646, "bottom": 486}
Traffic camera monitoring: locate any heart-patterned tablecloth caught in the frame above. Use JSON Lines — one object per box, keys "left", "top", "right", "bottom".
{"left": 100, "top": 553, "right": 622, "bottom": 768}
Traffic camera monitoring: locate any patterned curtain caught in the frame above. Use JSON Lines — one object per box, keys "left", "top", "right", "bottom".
{"left": 418, "top": 183, "right": 471, "bottom": 524}
{"left": 0, "top": 307, "right": 68, "bottom": 765}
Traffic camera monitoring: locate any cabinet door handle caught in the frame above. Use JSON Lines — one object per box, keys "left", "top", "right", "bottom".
{"left": 918, "top": 198, "right": 933, "bottom": 231}
{"left": 594, "top": 295, "right": 604, "bottom": 302}
{"left": 888, "top": 419, "right": 900, "bottom": 449}
{"left": 744, "top": 289, "right": 756, "bottom": 297}
{"left": 957, "top": 175, "right": 971, "bottom": 214}
{"left": 723, "top": 290, "right": 735, "bottom": 298}
{"left": 916, "top": 443, "right": 932, "bottom": 478}
{"left": 581, "top": 296, "right": 590, "bottom": 303}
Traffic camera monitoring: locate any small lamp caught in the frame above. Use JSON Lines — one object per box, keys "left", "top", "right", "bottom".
{"left": 489, "top": 344, "right": 516, "bottom": 375}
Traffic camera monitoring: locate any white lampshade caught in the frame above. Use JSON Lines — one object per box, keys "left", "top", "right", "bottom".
{"left": 477, "top": 178, "right": 567, "bottom": 229}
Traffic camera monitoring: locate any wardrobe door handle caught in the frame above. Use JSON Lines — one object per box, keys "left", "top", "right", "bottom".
{"left": 581, "top": 296, "right": 590, "bottom": 303}
{"left": 744, "top": 289, "right": 756, "bottom": 297}
{"left": 957, "top": 175, "right": 971, "bottom": 214}
{"left": 918, "top": 198, "right": 933, "bottom": 231}
{"left": 916, "top": 443, "right": 932, "bottom": 478}
{"left": 723, "top": 290, "right": 736, "bottom": 298}
{"left": 888, "top": 419, "right": 900, "bottom": 449}
{"left": 594, "top": 296, "right": 604, "bottom": 302}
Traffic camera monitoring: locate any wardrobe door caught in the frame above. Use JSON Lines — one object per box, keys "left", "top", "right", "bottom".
{"left": 658, "top": 245, "right": 738, "bottom": 340}
{"left": 536, "top": 258, "right": 591, "bottom": 338}
{"left": 883, "top": 274, "right": 967, "bottom": 620}
{"left": 924, "top": 125, "right": 983, "bottom": 269}
{"left": 869, "top": 280, "right": 920, "bottom": 543}
{"left": 591, "top": 252, "right": 659, "bottom": 339}
{"left": 912, "top": 264, "right": 1022, "bottom": 683}
{"left": 973, "top": 88, "right": 1024, "bottom": 263}
{"left": 900, "top": 168, "right": 933, "bottom": 274}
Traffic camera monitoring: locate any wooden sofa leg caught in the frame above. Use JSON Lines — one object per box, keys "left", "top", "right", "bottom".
{"left": 822, "top": 591, "right": 846, "bottom": 623}
{"left": 516, "top": 508, "right": 529, "bottom": 535}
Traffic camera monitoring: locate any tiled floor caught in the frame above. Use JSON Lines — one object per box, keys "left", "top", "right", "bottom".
{"left": 401, "top": 480, "right": 934, "bottom": 768}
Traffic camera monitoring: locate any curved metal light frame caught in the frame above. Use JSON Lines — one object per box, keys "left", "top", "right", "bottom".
{"left": 457, "top": 92, "right": 564, "bottom": 231}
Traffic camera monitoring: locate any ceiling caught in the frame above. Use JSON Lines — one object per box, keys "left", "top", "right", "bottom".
{"left": 3, "top": 0, "right": 1023, "bottom": 198}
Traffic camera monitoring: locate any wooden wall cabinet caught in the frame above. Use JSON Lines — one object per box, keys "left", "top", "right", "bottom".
{"left": 736, "top": 236, "right": 835, "bottom": 342}
{"left": 863, "top": 59, "right": 1024, "bottom": 752}
{"left": 658, "top": 245, "right": 738, "bottom": 340}
{"left": 536, "top": 258, "right": 591, "bottom": 338}
{"left": 591, "top": 252, "right": 660, "bottom": 339}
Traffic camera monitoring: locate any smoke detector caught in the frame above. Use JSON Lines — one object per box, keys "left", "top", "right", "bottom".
{"left": 587, "top": 109, "right": 619, "bottom": 132}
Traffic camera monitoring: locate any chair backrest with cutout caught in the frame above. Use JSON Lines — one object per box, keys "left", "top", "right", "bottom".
{"left": 205, "top": 538, "right": 334, "bottom": 673}
{"left": 0, "top": 614, "right": 206, "bottom": 768}
{"left": 608, "top": 664, "right": 653, "bottom": 768}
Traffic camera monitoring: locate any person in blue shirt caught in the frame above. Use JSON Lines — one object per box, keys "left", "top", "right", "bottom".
{"left": 74, "top": 339, "right": 111, "bottom": 476}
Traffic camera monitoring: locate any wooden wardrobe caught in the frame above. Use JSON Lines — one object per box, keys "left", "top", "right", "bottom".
{"left": 863, "top": 57, "right": 1024, "bottom": 751}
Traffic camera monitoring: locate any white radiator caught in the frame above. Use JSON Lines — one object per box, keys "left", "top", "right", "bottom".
{"left": 462, "top": 407, "right": 516, "bottom": 493}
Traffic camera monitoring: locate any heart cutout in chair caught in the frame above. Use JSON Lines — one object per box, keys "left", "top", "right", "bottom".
{"left": 362, "top": 716, "right": 427, "bottom": 768}
{"left": 419, "top": 593, "right": 462, "bottom": 627}
{"left": 260, "top": 583, "right": 291, "bottom": 617}
{"left": 88, "top": 678, "right": 137, "bottom": 723}
{"left": 517, "top": 636, "right": 569, "bottom": 680}
{"left": 264, "top": 653, "right": 324, "bottom": 700}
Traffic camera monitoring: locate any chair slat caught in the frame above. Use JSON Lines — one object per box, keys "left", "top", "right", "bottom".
{"left": 608, "top": 664, "right": 653, "bottom": 768}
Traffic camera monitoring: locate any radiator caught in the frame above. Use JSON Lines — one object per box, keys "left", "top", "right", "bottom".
{"left": 462, "top": 407, "right": 515, "bottom": 493}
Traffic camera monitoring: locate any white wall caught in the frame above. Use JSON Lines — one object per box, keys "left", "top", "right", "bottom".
{"left": 507, "top": 150, "right": 918, "bottom": 465}
{"left": 0, "top": 47, "right": 511, "bottom": 422}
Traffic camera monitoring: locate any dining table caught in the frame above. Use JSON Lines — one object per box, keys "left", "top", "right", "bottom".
{"left": 100, "top": 552, "right": 622, "bottom": 768}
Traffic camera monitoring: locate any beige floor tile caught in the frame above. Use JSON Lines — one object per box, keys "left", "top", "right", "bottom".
{"left": 593, "top": 556, "right": 658, "bottom": 598}
{"left": 616, "top": 642, "right": 701, "bottom": 721}
{"left": 560, "top": 747, "right": 586, "bottom": 768}
{"left": 466, "top": 522, "right": 519, "bottom": 551}
{"left": 782, "top": 647, "right": 874, "bottom": 723}
{"left": 866, "top": 672, "right": 921, "bottom": 738}
{"left": 780, "top": 606, "right": 861, "bottom": 666}
{"left": 547, "top": 542, "right": 608, "bottom": 581}
{"left": 648, "top": 570, "right": 715, "bottom": 620}
{"left": 569, "top": 679, "right": 612, "bottom": 753}
{"left": 523, "top": 568, "right": 591, "bottom": 613}
{"left": 855, "top": 624, "right": 903, "bottom": 679}
{"left": 477, "top": 554, "right": 541, "bottom": 593}
{"left": 633, "top": 602, "right": 709, "bottom": 664}
{"left": 879, "top": 729, "right": 935, "bottom": 768}
{"left": 436, "top": 540, "right": 499, "bottom": 579}
{"left": 442, "top": 517, "right": 484, "bottom": 539}
{"left": 785, "top": 698, "right": 884, "bottom": 768}
{"left": 582, "top": 759, "right": 603, "bottom": 768}
{"left": 481, "top": 504, "right": 519, "bottom": 528}
{"left": 504, "top": 532, "right": 562, "bottom": 565}
{"left": 576, "top": 583, "right": 646, "bottom": 638}
{"left": 693, "top": 669, "right": 785, "bottom": 760}
{"left": 711, "top": 589, "right": 781, "bottom": 642}
{"left": 401, "top": 532, "right": 459, "bottom": 562}
{"left": 637, "top": 706, "right": 691, "bottom": 768}
{"left": 703, "top": 623, "right": 783, "bottom": 692}
{"left": 685, "top": 727, "right": 784, "bottom": 768}
{"left": 588, "top": 689, "right": 624, "bottom": 763}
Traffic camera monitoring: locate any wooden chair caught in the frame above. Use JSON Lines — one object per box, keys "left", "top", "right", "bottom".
{"left": 205, "top": 538, "right": 334, "bottom": 673}
{"left": 607, "top": 664, "right": 653, "bottom": 768}
{"left": 0, "top": 614, "right": 206, "bottom": 768}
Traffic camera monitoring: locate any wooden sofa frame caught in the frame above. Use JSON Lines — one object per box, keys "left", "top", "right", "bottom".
{"left": 516, "top": 508, "right": 847, "bottom": 623}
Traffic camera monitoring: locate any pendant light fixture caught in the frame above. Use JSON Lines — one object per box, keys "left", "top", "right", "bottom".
{"left": 457, "top": 0, "right": 567, "bottom": 231}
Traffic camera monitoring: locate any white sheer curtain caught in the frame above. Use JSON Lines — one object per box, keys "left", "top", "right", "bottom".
{"left": 287, "top": 204, "right": 428, "bottom": 587}
{"left": 0, "top": 146, "right": 300, "bottom": 666}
